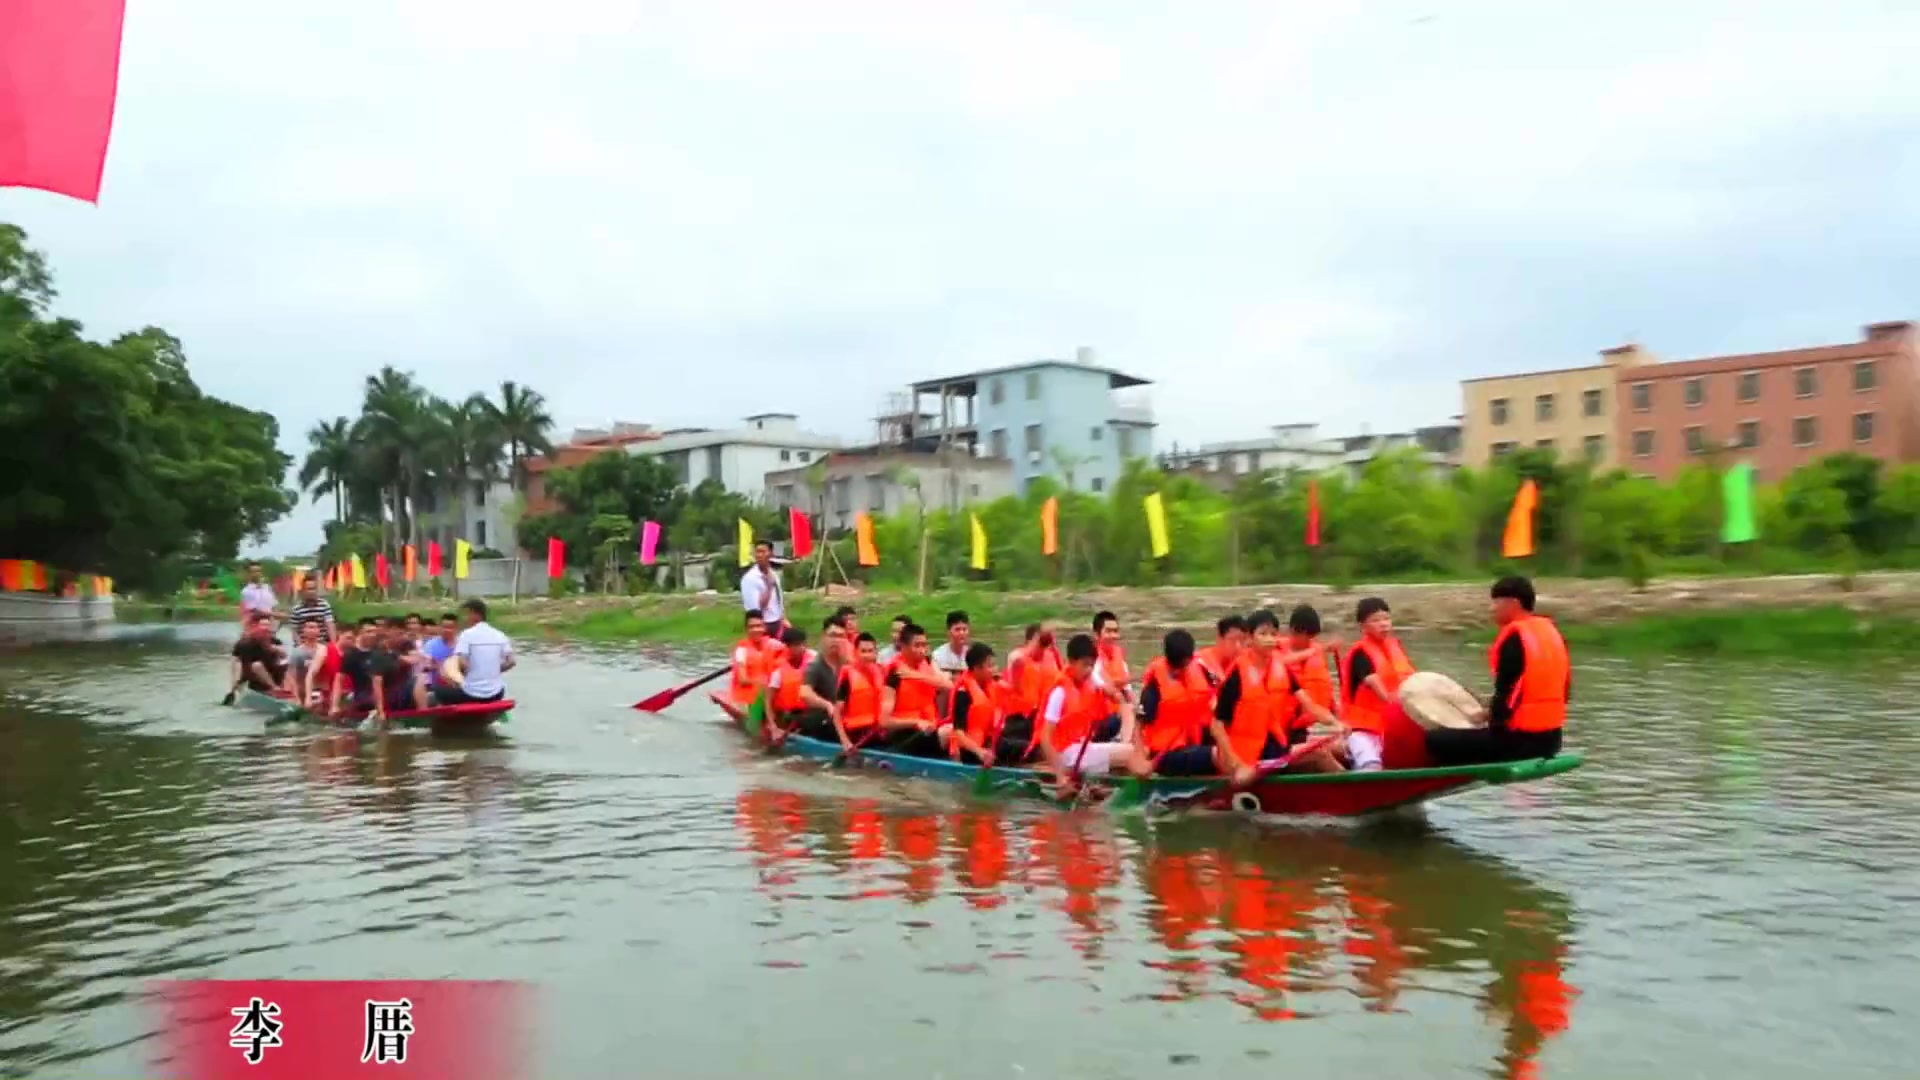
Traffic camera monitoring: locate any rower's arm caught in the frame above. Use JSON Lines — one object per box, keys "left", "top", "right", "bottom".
{"left": 371, "top": 673, "right": 387, "bottom": 717}
{"left": 1294, "top": 687, "right": 1337, "bottom": 728}
{"left": 1488, "top": 634, "right": 1527, "bottom": 732}
{"left": 328, "top": 673, "right": 344, "bottom": 715}
{"left": 879, "top": 677, "right": 904, "bottom": 730}
{"left": 1211, "top": 671, "right": 1248, "bottom": 772}
{"left": 443, "top": 654, "right": 465, "bottom": 685}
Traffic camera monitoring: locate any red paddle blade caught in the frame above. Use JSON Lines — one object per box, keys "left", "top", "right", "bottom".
{"left": 632, "top": 665, "right": 730, "bottom": 712}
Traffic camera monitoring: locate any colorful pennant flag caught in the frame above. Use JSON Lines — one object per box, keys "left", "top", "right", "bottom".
{"left": 93, "top": 575, "right": 112, "bottom": 597}
{"left": 1144, "top": 493, "right": 1170, "bottom": 559}
{"left": 969, "top": 513, "right": 989, "bottom": 570}
{"left": 788, "top": 507, "right": 814, "bottom": 560}
{"left": 1041, "top": 497, "right": 1059, "bottom": 556}
{"left": 0, "top": 560, "right": 23, "bottom": 591}
{"left": 1306, "top": 481, "right": 1321, "bottom": 548}
{"left": 855, "top": 513, "right": 879, "bottom": 567}
{"left": 403, "top": 544, "right": 417, "bottom": 581}
{"left": 1721, "top": 462, "right": 1758, "bottom": 544}
{"left": 1502, "top": 479, "right": 1539, "bottom": 559}
{"left": 26, "top": 562, "right": 47, "bottom": 590}
{"left": 547, "top": 537, "right": 565, "bottom": 578}
{"left": 350, "top": 554, "right": 367, "bottom": 589}
{"left": 639, "top": 520, "right": 661, "bottom": 566}
{"left": 454, "top": 539, "right": 471, "bottom": 580}
{"left": 374, "top": 553, "right": 391, "bottom": 589}
{"left": 323, "top": 565, "right": 335, "bottom": 591}
{"left": 291, "top": 567, "right": 306, "bottom": 593}
{"left": 0, "top": 0, "right": 127, "bottom": 203}
{"left": 737, "top": 519, "right": 754, "bottom": 568}
{"left": 427, "top": 541, "right": 443, "bottom": 578}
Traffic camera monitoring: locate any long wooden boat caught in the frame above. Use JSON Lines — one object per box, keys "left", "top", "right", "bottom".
{"left": 731, "top": 698, "right": 1582, "bottom": 819}
{"left": 238, "top": 688, "right": 513, "bottom": 734}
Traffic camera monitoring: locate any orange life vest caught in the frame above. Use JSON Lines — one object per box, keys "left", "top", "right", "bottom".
{"left": 770, "top": 651, "right": 811, "bottom": 714}
{"left": 1141, "top": 657, "right": 1213, "bottom": 754}
{"left": 1097, "top": 643, "right": 1131, "bottom": 695}
{"left": 1343, "top": 636, "right": 1413, "bottom": 735}
{"left": 1004, "top": 645, "right": 1061, "bottom": 715}
{"left": 1226, "top": 652, "right": 1291, "bottom": 765}
{"left": 886, "top": 656, "right": 941, "bottom": 721}
{"left": 1490, "top": 615, "right": 1569, "bottom": 733}
{"left": 945, "top": 672, "right": 1001, "bottom": 756}
{"left": 839, "top": 663, "right": 881, "bottom": 730}
{"left": 729, "top": 636, "right": 778, "bottom": 705}
{"left": 1045, "top": 672, "right": 1110, "bottom": 754}
{"left": 1285, "top": 643, "right": 1337, "bottom": 730}
{"left": 1196, "top": 643, "right": 1237, "bottom": 683}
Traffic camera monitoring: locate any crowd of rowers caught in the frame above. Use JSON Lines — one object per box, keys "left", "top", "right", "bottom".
{"left": 715, "top": 574, "right": 1569, "bottom": 788}
{"left": 225, "top": 586, "right": 515, "bottom": 723}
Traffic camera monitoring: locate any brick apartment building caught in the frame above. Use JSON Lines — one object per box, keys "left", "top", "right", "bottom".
{"left": 1617, "top": 321, "right": 1919, "bottom": 480}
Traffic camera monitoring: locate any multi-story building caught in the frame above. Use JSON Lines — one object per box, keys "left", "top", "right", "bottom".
{"left": 523, "top": 422, "right": 663, "bottom": 516}
{"left": 1616, "top": 321, "right": 1919, "bottom": 481}
{"left": 631, "top": 414, "right": 842, "bottom": 494}
{"left": 1460, "top": 347, "right": 1651, "bottom": 468}
{"left": 764, "top": 448, "right": 1016, "bottom": 531}
{"left": 1161, "top": 422, "right": 1462, "bottom": 488}
{"left": 906, "top": 347, "right": 1156, "bottom": 495}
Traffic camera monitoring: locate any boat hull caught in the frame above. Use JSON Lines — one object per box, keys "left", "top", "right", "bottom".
{"left": 240, "top": 689, "right": 511, "bottom": 734}
{"left": 732, "top": 699, "right": 1581, "bottom": 819}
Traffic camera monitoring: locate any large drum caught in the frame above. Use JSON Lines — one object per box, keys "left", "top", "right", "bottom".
{"left": 1397, "top": 671, "right": 1486, "bottom": 731}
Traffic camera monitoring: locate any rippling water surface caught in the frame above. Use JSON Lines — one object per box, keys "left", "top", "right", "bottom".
{"left": 1, "top": 625, "right": 1916, "bottom": 1078}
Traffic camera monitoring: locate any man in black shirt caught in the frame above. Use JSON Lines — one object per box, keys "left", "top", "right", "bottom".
{"left": 226, "top": 613, "right": 289, "bottom": 699}
{"left": 793, "top": 615, "right": 851, "bottom": 740}
{"left": 331, "top": 618, "right": 385, "bottom": 718}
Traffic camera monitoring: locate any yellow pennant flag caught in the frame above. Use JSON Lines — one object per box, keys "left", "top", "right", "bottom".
{"left": 1144, "top": 492, "right": 1170, "bottom": 559}
{"left": 350, "top": 554, "right": 368, "bottom": 588}
{"left": 970, "top": 513, "right": 989, "bottom": 570}
{"left": 737, "top": 519, "right": 754, "bottom": 568}
{"left": 454, "top": 539, "right": 472, "bottom": 580}
{"left": 291, "top": 567, "right": 306, "bottom": 593}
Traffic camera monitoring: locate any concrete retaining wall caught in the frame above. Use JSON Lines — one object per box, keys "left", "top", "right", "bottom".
{"left": 0, "top": 593, "right": 117, "bottom": 644}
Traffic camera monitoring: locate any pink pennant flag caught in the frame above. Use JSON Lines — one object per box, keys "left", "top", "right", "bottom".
{"left": 0, "top": 0, "right": 128, "bottom": 203}
{"left": 639, "top": 520, "right": 661, "bottom": 566}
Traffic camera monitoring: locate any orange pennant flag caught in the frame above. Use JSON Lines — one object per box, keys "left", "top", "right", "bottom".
{"left": 1502, "top": 479, "right": 1539, "bottom": 559}
{"left": 404, "top": 544, "right": 418, "bottom": 581}
{"left": 1040, "top": 497, "right": 1059, "bottom": 556}
{"left": 854, "top": 513, "right": 880, "bottom": 567}
{"left": 0, "top": 559, "right": 22, "bottom": 591}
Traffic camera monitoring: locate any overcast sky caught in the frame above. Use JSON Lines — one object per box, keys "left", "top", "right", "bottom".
{"left": 6, "top": 0, "right": 1919, "bottom": 555}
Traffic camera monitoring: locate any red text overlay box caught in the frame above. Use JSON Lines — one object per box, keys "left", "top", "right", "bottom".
{"left": 156, "top": 979, "right": 530, "bottom": 1080}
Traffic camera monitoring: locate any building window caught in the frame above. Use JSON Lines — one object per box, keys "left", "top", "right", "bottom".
{"left": 1630, "top": 383, "right": 1651, "bottom": 412}
{"left": 1738, "top": 371, "right": 1760, "bottom": 402}
{"left": 1582, "top": 388, "right": 1603, "bottom": 417}
{"left": 988, "top": 428, "right": 1007, "bottom": 459}
{"left": 1090, "top": 426, "right": 1104, "bottom": 441}
{"left": 475, "top": 521, "right": 488, "bottom": 547}
{"left": 969, "top": 484, "right": 980, "bottom": 498}
{"left": 1090, "top": 477, "right": 1105, "bottom": 493}
{"left": 1792, "top": 416, "right": 1818, "bottom": 447}
{"left": 832, "top": 478, "right": 852, "bottom": 514}
{"left": 1118, "top": 428, "right": 1136, "bottom": 459}
{"left": 1855, "top": 360, "right": 1878, "bottom": 392}
{"left": 473, "top": 481, "right": 487, "bottom": 505}
{"left": 798, "top": 451, "right": 811, "bottom": 462}
{"left": 1489, "top": 398, "right": 1509, "bottom": 425}
{"left": 1583, "top": 435, "right": 1604, "bottom": 461}
{"left": 1855, "top": 412, "right": 1876, "bottom": 443}
{"left": 1535, "top": 438, "right": 1555, "bottom": 450}
{"left": 1631, "top": 430, "right": 1654, "bottom": 457}
{"left": 706, "top": 445, "right": 723, "bottom": 481}
{"left": 1795, "top": 366, "right": 1818, "bottom": 398}
{"left": 1024, "top": 424, "right": 1043, "bottom": 461}
{"left": 1684, "top": 377, "right": 1705, "bottom": 407}
{"left": 1737, "top": 420, "right": 1760, "bottom": 449}
{"left": 865, "top": 475, "right": 885, "bottom": 514}
{"left": 989, "top": 378, "right": 1005, "bottom": 405}
{"left": 1684, "top": 426, "right": 1706, "bottom": 454}
{"left": 1491, "top": 441, "right": 1516, "bottom": 457}
{"left": 780, "top": 450, "right": 792, "bottom": 462}
{"left": 1535, "top": 393, "right": 1555, "bottom": 422}
{"left": 776, "top": 484, "right": 794, "bottom": 508}
{"left": 1024, "top": 372, "right": 1041, "bottom": 400}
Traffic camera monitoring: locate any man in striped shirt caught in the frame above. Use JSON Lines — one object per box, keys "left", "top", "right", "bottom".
{"left": 288, "top": 578, "right": 337, "bottom": 642}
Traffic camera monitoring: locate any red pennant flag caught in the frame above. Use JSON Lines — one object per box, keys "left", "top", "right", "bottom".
{"left": 427, "top": 540, "right": 443, "bottom": 578}
{"left": 546, "top": 537, "right": 565, "bottom": 578}
{"left": 788, "top": 507, "right": 814, "bottom": 559}
{"left": 0, "top": 560, "right": 23, "bottom": 591}
{"left": 374, "top": 553, "right": 391, "bottom": 589}
{"left": 0, "top": 0, "right": 128, "bottom": 203}
{"left": 1306, "top": 481, "right": 1321, "bottom": 548}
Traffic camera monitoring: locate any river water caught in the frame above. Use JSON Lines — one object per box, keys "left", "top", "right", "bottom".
{"left": 1, "top": 625, "right": 1915, "bottom": 1079}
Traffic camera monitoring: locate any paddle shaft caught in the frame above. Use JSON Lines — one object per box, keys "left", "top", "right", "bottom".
{"left": 634, "top": 665, "right": 729, "bottom": 711}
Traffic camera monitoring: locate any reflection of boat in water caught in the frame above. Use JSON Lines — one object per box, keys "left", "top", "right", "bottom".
{"left": 731, "top": 787, "right": 1575, "bottom": 1078}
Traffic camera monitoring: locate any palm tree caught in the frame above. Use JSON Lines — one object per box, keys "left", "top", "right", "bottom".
{"left": 423, "top": 394, "right": 500, "bottom": 547}
{"left": 299, "top": 416, "right": 355, "bottom": 523}
{"left": 483, "top": 381, "right": 554, "bottom": 492}
{"left": 356, "top": 367, "right": 430, "bottom": 553}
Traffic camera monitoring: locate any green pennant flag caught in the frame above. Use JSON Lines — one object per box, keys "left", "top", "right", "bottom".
{"left": 213, "top": 567, "right": 243, "bottom": 601}
{"left": 1721, "top": 462, "right": 1757, "bottom": 544}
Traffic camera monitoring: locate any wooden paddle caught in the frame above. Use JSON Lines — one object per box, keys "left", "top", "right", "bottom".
{"left": 830, "top": 720, "right": 888, "bottom": 766}
{"left": 632, "top": 666, "right": 730, "bottom": 712}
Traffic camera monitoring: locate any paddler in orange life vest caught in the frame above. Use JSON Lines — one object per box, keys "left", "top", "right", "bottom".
{"left": 1038, "top": 633, "right": 1149, "bottom": 789}
{"left": 712, "top": 609, "right": 783, "bottom": 720}
{"left": 1000, "top": 622, "right": 1062, "bottom": 756}
{"left": 830, "top": 631, "right": 887, "bottom": 753}
{"left": 1208, "top": 609, "right": 1298, "bottom": 785}
{"left": 943, "top": 642, "right": 1013, "bottom": 766}
{"left": 1276, "top": 604, "right": 1346, "bottom": 773}
{"left": 1140, "top": 629, "right": 1223, "bottom": 777}
{"left": 1341, "top": 597, "right": 1413, "bottom": 772}
{"left": 1196, "top": 614, "right": 1248, "bottom": 682}
{"left": 1427, "top": 575, "right": 1569, "bottom": 765}
{"left": 1091, "top": 610, "right": 1133, "bottom": 708}
{"left": 880, "top": 622, "right": 952, "bottom": 757}
{"left": 762, "top": 626, "right": 815, "bottom": 746}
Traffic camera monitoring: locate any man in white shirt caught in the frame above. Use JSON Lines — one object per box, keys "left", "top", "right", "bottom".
{"left": 239, "top": 563, "right": 279, "bottom": 625}
{"left": 739, "top": 541, "right": 786, "bottom": 634}
{"left": 929, "top": 610, "right": 970, "bottom": 674}
{"left": 437, "top": 597, "right": 515, "bottom": 704}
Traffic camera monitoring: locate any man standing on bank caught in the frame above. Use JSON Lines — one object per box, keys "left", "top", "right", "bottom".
{"left": 1426, "top": 575, "right": 1568, "bottom": 765}
{"left": 739, "top": 540, "right": 786, "bottom": 637}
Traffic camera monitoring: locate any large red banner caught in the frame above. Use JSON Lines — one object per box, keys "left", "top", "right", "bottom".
{"left": 157, "top": 980, "right": 530, "bottom": 1079}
